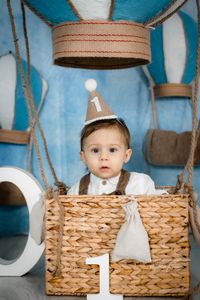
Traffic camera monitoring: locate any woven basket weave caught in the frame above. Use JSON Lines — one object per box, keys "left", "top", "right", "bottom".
{"left": 45, "top": 193, "right": 190, "bottom": 296}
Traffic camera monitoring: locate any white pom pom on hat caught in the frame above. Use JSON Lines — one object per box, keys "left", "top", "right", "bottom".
{"left": 84, "top": 78, "right": 117, "bottom": 125}
{"left": 85, "top": 78, "right": 97, "bottom": 92}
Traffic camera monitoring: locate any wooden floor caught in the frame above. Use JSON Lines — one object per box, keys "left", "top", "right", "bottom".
{"left": 0, "top": 234, "right": 199, "bottom": 300}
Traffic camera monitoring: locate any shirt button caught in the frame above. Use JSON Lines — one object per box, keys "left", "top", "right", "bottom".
{"left": 102, "top": 180, "right": 107, "bottom": 185}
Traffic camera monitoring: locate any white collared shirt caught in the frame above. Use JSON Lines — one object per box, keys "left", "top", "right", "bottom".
{"left": 67, "top": 172, "right": 164, "bottom": 195}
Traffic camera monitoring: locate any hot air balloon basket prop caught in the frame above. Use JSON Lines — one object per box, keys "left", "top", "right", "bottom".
{"left": 52, "top": 20, "right": 150, "bottom": 70}
{"left": 143, "top": 11, "right": 199, "bottom": 167}
{"left": 45, "top": 192, "right": 190, "bottom": 296}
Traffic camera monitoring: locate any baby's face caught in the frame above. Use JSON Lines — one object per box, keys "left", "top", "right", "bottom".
{"left": 80, "top": 127, "right": 132, "bottom": 179}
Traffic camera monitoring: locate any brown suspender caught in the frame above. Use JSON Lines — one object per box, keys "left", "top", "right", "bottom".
{"left": 78, "top": 169, "right": 130, "bottom": 195}
{"left": 78, "top": 172, "right": 90, "bottom": 195}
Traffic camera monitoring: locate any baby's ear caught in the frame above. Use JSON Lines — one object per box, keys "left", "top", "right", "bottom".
{"left": 124, "top": 148, "right": 132, "bottom": 163}
{"left": 80, "top": 151, "right": 85, "bottom": 163}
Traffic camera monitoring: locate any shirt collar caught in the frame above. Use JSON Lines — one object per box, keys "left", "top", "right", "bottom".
{"left": 90, "top": 172, "right": 121, "bottom": 186}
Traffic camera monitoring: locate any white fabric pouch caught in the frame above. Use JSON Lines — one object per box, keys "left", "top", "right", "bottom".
{"left": 112, "top": 200, "right": 151, "bottom": 263}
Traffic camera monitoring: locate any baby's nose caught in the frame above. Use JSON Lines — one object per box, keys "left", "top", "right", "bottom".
{"left": 100, "top": 150, "right": 108, "bottom": 160}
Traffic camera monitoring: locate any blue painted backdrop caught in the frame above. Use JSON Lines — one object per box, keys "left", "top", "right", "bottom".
{"left": 0, "top": 0, "right": 199, "bottom": 197}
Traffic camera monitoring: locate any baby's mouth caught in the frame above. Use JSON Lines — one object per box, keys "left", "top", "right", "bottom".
{"left": 100, "top": 166, "right": 109, "bottom": 170}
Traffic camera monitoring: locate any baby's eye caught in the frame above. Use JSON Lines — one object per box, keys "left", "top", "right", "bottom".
{"left": 91, "top": 148, "right": 99, "bottom": 153}
{"left": 109, "top": 147, "right": 118, "bottom": 153}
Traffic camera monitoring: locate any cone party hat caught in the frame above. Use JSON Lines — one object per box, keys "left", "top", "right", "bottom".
{"left": 84, "top": 79, "right": 117, "bottom": 125}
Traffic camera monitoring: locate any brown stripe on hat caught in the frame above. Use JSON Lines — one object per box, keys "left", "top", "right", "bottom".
{"left": 84, "top": 79, "right": 117, "bottom": 125}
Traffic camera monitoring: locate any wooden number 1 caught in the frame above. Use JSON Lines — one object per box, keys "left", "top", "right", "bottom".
{"left": 91, "top": 97, "right": 102, "bottom": 112}
{"left": 86, "top": 253, "right": 123, "bottom": 300}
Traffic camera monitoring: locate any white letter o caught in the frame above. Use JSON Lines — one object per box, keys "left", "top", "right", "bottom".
{"left": 0, "top": 167, "right": 44, "bottom": 276}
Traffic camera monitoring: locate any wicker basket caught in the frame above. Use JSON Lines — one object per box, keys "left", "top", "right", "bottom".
{"left": 45, "top": 194, "right": 190, "bottom": 296}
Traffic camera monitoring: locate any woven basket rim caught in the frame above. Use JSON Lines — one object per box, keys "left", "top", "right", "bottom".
{"left": 47, "top": 192, "right": 190, "bottom": 202}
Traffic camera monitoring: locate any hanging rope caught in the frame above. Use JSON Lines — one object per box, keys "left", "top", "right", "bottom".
{"left": 27, "top": 134, "right": 33, "bottom": 172}
{"left": 52, "top": 192, "right": 65, "bottom": 277}
{"left": 66, "top": 0, "right": 83, "bottom": 20}
{"left": 21, "top": 1, "right": 53, "bottom": 27}
{"left": 149, "top": 79, "right": 158, "bottom": 129}
{"left": 181, "top": 2, "right": 200, "bottom": 299}
{"left": 172, "top": 2, "right": 200, "bottom": 266}
{"left": 144, "top": 1, "right": 200, "bottom": 296}
{"left": 185, "top": 0, "right": 200, "bottom": 243}
{"left": 7, "top": 0, "right": 49, "bottom": 191}
{"left": 185, "top": 0, "right": 200, "bottom": 187}
{"left": 21, "top": 0, "right": 32, "bottom": 173}
{"left": 108, "top": 0, "right": 114, "bottom": 20}
{"left": 20, "top": 0, "right": 63, "bottom": 189}
{"left": 175, "top": 0, "right": 200, "bottom": 193}
{"left": 7, "top": 0, "right": 68, "bottom": 195}
{"left": 144, "top": 0, "right": 189, "bottom": 28}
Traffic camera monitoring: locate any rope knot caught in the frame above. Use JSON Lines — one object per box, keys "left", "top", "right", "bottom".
{"left": 46, "top": 187, "right": 54, "bottom": 199}
{"left": 184, "top": 183, "right": 192, "bottom": 194}
{"left": 175, "top": 173, "right": 184, "bottom": 193}
{"left": 115, "top": 190, "right": 122, "bottom": 195}
{"left": 54, "top": 181, "right": 69, "bottom": 195}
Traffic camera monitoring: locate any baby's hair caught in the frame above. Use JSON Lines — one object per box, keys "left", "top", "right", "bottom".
{"left": 80, "top": 118, "right": 131, "bottom": 151}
